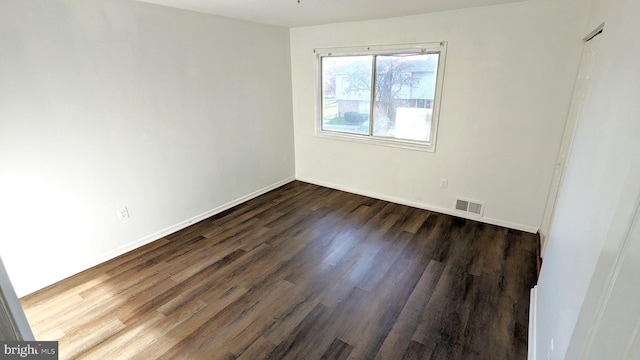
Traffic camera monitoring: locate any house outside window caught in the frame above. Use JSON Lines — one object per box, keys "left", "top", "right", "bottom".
{"left": 316, "top": 42, "right": 447, "bottom": 151}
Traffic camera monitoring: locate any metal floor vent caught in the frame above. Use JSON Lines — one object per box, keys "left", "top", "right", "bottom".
{"left": 455, "top": 198, "right": 484, "bottom": 216}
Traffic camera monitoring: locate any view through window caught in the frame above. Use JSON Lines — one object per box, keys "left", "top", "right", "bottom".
{"left": 319, "top": 43, "right": 446, "bottom": 151}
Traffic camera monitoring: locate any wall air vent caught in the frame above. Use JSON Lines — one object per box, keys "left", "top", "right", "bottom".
{"left": 455, "top": 198, "right": 484, "bottom": 216}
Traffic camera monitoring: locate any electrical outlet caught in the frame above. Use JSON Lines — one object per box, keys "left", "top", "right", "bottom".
{"left": 440, "top": 178, "right": 448, "bottom": 189}
{"left": 117, "top": 207, "right": 130, "bottom": 221}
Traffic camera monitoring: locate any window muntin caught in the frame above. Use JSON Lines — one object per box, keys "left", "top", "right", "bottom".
{"left": 317, "top": 43, "right": 446, "bottom": 151}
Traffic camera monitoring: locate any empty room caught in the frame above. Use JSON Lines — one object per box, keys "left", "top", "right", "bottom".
{"left": 1, "top": 0, "right": 639, "bottom": 359}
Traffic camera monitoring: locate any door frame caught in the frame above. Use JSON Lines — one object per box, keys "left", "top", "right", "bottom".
{"left": 539, "top": 23, "right": 605, "bottom": 256}
{"left": 0, "top": 256, "right": 34, "bottom": 341}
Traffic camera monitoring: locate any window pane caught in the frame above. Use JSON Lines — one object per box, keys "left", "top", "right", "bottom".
{"left": 321, "top": 56, "right": 372, "bottom": 135}
{"left": 372, "top": 53, "right": 440, "bottom": 142}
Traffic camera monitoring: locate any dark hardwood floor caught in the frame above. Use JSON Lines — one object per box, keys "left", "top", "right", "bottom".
{"left": 21, "top": 181, "right": 537, "bottom": 359}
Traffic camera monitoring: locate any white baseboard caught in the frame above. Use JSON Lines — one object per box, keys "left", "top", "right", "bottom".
{"left": 21, "top": 177, "right": 295, "bottom": 297}
{"left": 296, "top": 176, "right": 538, "bottom": 233}
{"left": 529, "top": 285, "right": 538, "bottom": 360}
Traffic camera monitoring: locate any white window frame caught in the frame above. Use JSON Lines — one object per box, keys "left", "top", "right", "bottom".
{"left": 314, "top": 42, "right": 447, "bottom": 152}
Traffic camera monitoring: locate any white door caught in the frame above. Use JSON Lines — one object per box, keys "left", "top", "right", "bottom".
{"left": 539, "top": 30, "right": 602, "bottom": 254}
{"left": 578, "top": 195, "right": 640, "bottom": 359}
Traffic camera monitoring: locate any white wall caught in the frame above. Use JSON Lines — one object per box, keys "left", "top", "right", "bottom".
{"left": 534, "top": 0, "right": 640, "bottom": 357}
{"left": 290, "top": 0, "right": 588, "bottom": 232}
{"left": 0, "top": 0, "right": 294, "bottom": 297}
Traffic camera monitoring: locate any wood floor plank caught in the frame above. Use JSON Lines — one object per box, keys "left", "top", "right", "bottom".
{"left": 20, "top": 269, "right": 111, "bottom": 311}
{"left": 263, "top": 302, "right": 333, "bottom": 360}
{"left": 339, "top": 230, "right": 434, "bottom": 359}
{"left": 375, "top": 259, "right": 445, "bottom": 359}
{"left": 20, "top": 181, "right": 537, "bottom": 359}
{"left": 193, "top": 280, "right": 296, "bottom": 359}
{"left": 75, "top": 311, "right": 165, "bottom": 360}
{"left": 23, "top": 293, "right": 85, "bottom": 328}
{"left": 236, "top": 336, "right": 276, "bottom": 360}
{"left": 321, "top": 338, "right": 353, "bottom": 360}
{"left": 133, "top": 285, "right": 249, "bottom": 359}
{"left": 114, "top": 298, "right": 208, "bottom": 359}
{"left": 58, "top": 316, "right": 126, "bottom": 359}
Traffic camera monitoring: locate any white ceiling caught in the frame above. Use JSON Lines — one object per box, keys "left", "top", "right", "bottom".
{"left": 136, "top": 0, "right": 528, "bottom": 27}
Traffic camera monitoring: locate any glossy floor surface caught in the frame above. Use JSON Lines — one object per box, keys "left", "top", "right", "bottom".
{"left": 21, "top": 181, "right": 537, "bottom": 359}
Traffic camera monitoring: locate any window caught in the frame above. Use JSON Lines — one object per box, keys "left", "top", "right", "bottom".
{"left": 317, "top": 42, "right": 447, "bottom": 151}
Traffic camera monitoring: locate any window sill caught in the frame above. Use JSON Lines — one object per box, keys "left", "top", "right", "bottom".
{"left": 315, "top": 130, "right": 436, "bottom": 152}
